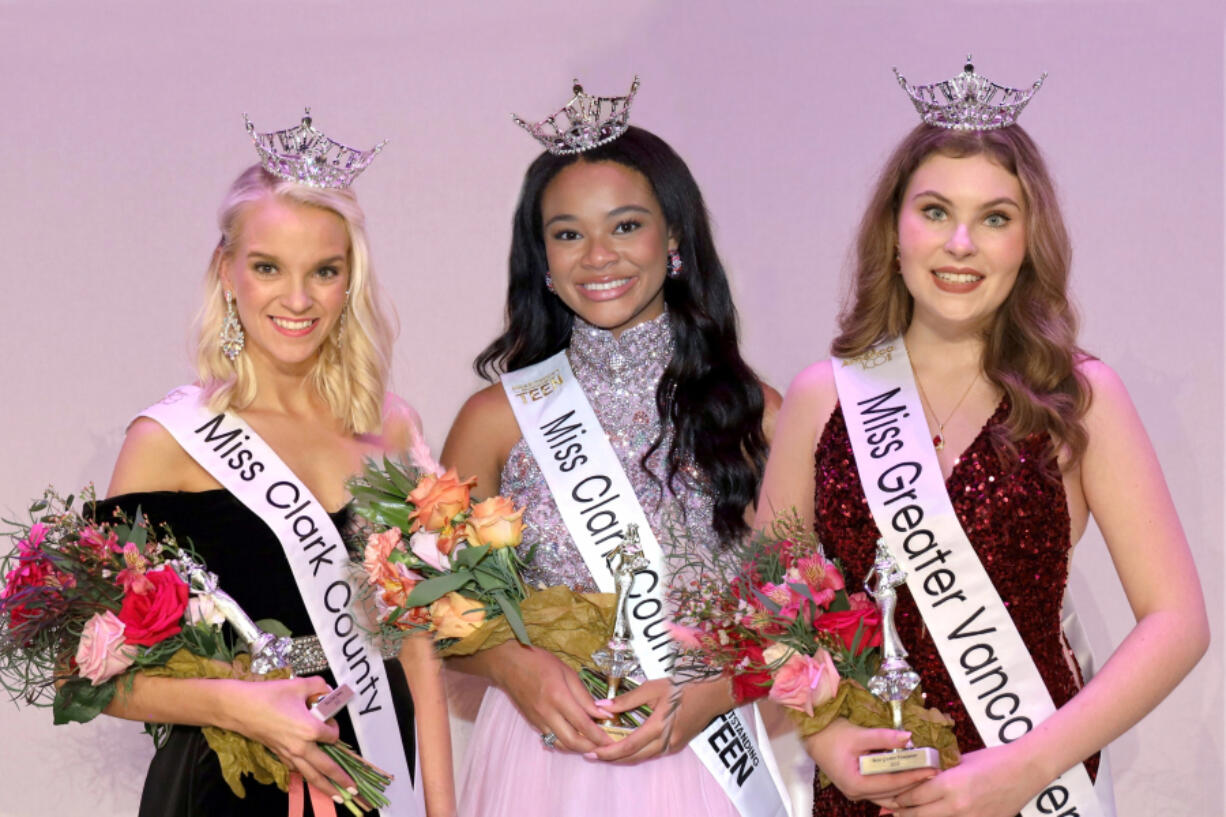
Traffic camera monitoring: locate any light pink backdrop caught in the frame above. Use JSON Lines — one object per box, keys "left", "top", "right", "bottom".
{"left": 0, "top": 2, "right": 1221, "bottom": 815}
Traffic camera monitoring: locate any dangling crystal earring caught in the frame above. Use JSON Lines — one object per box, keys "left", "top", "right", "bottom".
{"left": 667, "top": 249, "right": 684, "bottom": 278}
{"left": 544, "top": 271, "right": 555, "bottom": 292}
{"left": 335, "top": 288, "right": 350, "bottom": 348}
{"left": 219, "top": 290, "right": 245, "bottom": 361}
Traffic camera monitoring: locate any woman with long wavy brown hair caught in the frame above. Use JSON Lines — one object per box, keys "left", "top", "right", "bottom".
{"left": 756, "top": 70, "right": 1207, "bottom": 816}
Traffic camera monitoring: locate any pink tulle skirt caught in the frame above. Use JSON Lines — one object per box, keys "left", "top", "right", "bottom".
{"left": 458, "top": 687, "right": 743, "bottom": 817}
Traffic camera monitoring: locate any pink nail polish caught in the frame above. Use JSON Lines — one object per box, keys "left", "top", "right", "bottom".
{"left": 583, "top": 752, "right": 597, "bottom": 760}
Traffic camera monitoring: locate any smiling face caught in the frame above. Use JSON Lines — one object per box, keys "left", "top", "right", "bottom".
{"left": 897, "top": 152, "right": 1028, "bottom": 333}
{"left": 219, "top": 196, "right": 350, "bottom": 373}
{"left": 539, "top": 160, "right": 676, "bottom": 336}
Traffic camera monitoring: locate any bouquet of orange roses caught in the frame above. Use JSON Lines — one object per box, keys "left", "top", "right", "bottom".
{"left": 347, "top": 459, "right": 644, "bottom": 726}
{"left": 347, "top": 458, "right": 534, "bottom": 649}
{"left": 669, "top": 511, "right": 960, "bottom": 775}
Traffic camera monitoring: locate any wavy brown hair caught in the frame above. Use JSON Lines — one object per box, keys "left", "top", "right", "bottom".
{"left": 832, "top": 123, "right": 1091, "bottom": 468}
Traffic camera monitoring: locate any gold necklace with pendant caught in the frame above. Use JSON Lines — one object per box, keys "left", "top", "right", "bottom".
{"left": 912, "top": 367, "right": 979, "bottom": 452}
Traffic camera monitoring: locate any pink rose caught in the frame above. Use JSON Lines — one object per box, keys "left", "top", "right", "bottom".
{"left": 409, "top": 530, "right": 449, "bottom": 571}
{"left": 117, "top": 566, "right": 189, "bottom": 646}
{"left": 769, "top": 649, "right": 840, "bottom": 716}
{"left": 75, "top": 611, "right": 136, "bottom": 685}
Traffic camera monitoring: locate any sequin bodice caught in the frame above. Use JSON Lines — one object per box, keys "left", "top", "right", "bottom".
{"left": 811, "top": 401, "right": 1097, "bottom": 816}
{"left": 500, "top": 314, "right": 715, "bottom": 591}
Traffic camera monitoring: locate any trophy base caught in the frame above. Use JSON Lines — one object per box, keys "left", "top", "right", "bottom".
{"left": 600, "top": 724, "right": 634, "bottom": 741}
{"left": 859, "top": 746, "right": 941, "bottom": 775}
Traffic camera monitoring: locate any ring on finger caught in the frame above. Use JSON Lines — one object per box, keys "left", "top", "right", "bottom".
{"left": 541, "top": 731, "right": 558, "bottom": 749}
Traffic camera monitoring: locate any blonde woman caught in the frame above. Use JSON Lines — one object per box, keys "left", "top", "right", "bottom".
{"left": 95, "top": 135, "right": 454, "bottom": 816}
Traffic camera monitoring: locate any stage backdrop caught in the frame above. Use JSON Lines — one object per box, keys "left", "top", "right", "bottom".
{"left": 0, "top": 2, "right": 1221, "bottom": 816}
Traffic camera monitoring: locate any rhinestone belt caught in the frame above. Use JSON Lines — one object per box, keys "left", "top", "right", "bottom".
{"left": 289, "top": 635, "right": 400, "bottom": 676}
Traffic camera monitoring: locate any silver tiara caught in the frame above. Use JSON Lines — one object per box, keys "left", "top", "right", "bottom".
{"left": 243, "top": 108, "right": 387, "bottom": 189}
{"left": 512, "top": 76, "right": 640, "bottom": 155}
{"left": 894, "top": 56, "right": 1046, "bottom": 131}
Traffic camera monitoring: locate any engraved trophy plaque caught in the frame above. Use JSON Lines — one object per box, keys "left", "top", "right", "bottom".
{"left": 859, "top": 538, "right": 942, "bottom": 775}
{"left": 589, "top": 524, "right": 649, "bottom": 739}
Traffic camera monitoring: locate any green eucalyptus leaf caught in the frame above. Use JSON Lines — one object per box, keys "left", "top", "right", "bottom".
{"left": 404, "top": 571, "right": 473, "bottom": 607}
{"left": 494, "top": 591, "right": 531, "bottom": 646}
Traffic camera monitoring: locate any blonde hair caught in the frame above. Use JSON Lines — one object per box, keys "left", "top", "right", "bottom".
{"left": 195, "top": 165, "right": 395, "bottom": 434}
{"left": 833, "top": 124, "right": 1090, "bottom": 468}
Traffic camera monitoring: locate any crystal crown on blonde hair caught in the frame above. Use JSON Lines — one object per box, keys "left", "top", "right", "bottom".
{"left": 243, "top": 108, "right": 387, "bottom": 189}
{"left": 512, "top": 76, "right": 640, "bottom": 154}
{"left": 894, "top": 57, "right": 1046, "bottom": 131}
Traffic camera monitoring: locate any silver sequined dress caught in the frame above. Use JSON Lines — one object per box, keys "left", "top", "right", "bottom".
{"left": 499, "top": 311, "right": 717, "bottom": 590}
{"left": 456, "top": 312, "right": 743, "bottom": 817}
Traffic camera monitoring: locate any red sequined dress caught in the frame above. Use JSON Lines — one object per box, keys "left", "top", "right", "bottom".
{"left": 811, "top": 401, "right": 1098, "bottom": 817}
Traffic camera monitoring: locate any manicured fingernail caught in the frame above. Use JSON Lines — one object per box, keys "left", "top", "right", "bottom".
{"left": 346, "top": 786, "right": 358, "bottom": 796}
{"left": 583, "top": 752, "right": 597, "bottom": 760}
{"left": 332, "top": 795, "right": 344, "bottom": 804}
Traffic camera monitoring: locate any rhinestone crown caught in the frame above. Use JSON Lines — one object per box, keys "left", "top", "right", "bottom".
{"left": 244, "top": 108, "right": 386, "bottom": 189}
{"left": 513, "top": 76, "right": 640, "bottom": 155}
{"left": 894, "top": 56, "right": 1046, "bottom": 131}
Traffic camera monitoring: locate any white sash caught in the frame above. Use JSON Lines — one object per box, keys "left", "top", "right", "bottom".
{"left": 832, "top": 340, "right": 1104, "bottom": 817}
{"left": 139, "top": 385, "right": 422, "bottom": 817}
{"left": 502, "top": 351, "right": 790, "bottom": 817}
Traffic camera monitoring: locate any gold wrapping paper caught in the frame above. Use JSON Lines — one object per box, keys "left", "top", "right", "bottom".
{"left": 787, "top": 679, "right": 961, "bottom": 787}
{"left": 437, "top": 586, "right": 615, "bottom": 671}
{"left": 142, "top": 649, "right": 292, "bottom": 797}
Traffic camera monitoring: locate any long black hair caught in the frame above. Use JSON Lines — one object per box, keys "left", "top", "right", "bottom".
{"left": 476, "top": 126, "right": 766, "bottom": 542}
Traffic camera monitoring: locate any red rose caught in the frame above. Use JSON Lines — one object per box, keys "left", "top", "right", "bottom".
{"left": 117, "top": 567, "right": 189, "bottom": 646}
{"left": 814, "top": 593, "right": 882, "bottom": 654}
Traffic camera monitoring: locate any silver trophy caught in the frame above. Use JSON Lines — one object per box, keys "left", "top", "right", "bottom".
{"left": 859, "top": 538, "right": 941, "bottom": 775}
{"left": 170, "top": 553, "right": 293, "bottom": 675}
{"left": 589, "top": 524, "right": 650, "bottom": 738}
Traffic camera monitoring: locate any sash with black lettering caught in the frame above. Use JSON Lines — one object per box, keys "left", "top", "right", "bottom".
{"left": 502, "top": 351, "right": 791, "bottom": 817}
{"left": 832, "top": 341, "right": 1105, "bottom": 817}
{"left": 139, "top": 385, "right": 421, "bottom": 817}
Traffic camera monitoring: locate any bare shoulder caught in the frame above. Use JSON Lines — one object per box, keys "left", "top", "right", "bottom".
{"left": 441, "top": 382, "right": 521, "bottom": 497}
{"left": 1077, "top": 357, "right": 1127, "bottom": 399}
{"left": 107, "top": 417, "right": 219, "bottom": 496}
{"left": 783, "top": 359, "right": 839, "bottom": 429}
{"left": 1075, "top": 358, "right": 1136, "bottom": 428}
{"left": 450, "top": 382, "right": 517, "bottom": 438}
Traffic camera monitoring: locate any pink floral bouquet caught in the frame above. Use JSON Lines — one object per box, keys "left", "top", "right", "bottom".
{"left": 1, "top": 488, "right": 209, "bottom": 720}
{"left": 669, "top": 512, "right": 959, "bottom": 768}
{"left": 0, "top": 488, "right": 391, "bottom": 813}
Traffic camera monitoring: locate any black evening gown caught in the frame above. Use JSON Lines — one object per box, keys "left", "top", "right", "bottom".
{"left": 91, "top": 490, "right": 416, "bottom": 817}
